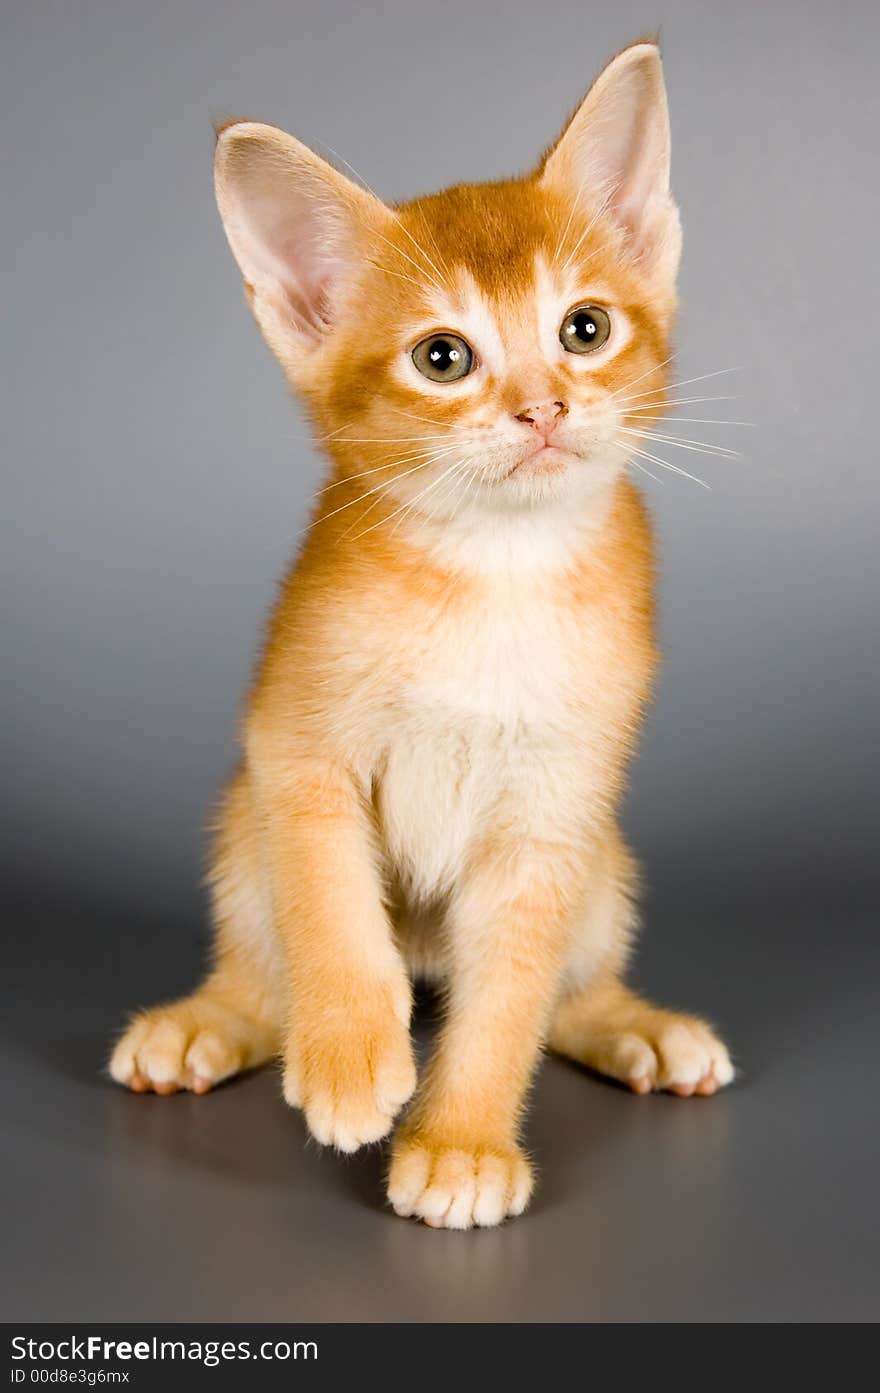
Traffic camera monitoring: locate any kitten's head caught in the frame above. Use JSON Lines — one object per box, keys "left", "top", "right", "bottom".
{"left": 215, "top": 41, "right": 681, "bottom": 526}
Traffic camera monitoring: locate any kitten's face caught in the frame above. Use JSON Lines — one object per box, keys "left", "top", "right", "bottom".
{"left": 215, "top": 41, "right": 681, "bottom": 528}
{"left": 317, "top": 180, "right": 673, "bottom": 518}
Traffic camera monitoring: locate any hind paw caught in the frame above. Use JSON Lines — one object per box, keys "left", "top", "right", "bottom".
{"left": 109, "top": 996, "right": 272, "bottom": 1094}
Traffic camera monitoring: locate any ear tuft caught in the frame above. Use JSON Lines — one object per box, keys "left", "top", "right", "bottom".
{"left": 541, "top": 41, "right": 681, "bottom": 284}
{"left": 213, "top": 115, "right": 250, "bottom": 143}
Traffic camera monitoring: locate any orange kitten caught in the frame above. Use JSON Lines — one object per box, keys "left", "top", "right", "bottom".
{"left": 110, "top": 40, "right": 733, "bottom": 1228}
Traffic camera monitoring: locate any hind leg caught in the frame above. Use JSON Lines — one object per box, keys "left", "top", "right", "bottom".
{"left": 109, "top": 768, "right": 283, "bottom": 1094}
{"left": 549, "top": 830, "right": 734, "bottom": 1097}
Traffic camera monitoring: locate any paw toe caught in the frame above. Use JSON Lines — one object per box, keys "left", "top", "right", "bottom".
{"left": 109, "top": 1000, "right": 259, "bottom": 1095}
{"left": 136, "top": 1020, "right": 188, "bottom": 1086}
{"left": 611, "top": 1032, "right": 658, "bottom": 1091}
{"left": 293, "top": 1010, "right": 416, "bottom": 1153}
{"left": 185, "top": 1030, "right": 241, "bottom": 1086}
{"left": 508, "top": 1156, "right": 534, "bottom": 1217}
{"left": 657, "top": 1023, "right": 708, "bottom": 1089}
{"left": 387, "top": 1146, "right": 431, "bottom": 1217}
{"left": 472, "top": 1155, "right": 508, "bottom": 1228}
{"left": 373, "top": 1048, "right": 418, "bottom": 1116}
{"left": 708, "top": 1041, "right": 735, "bottom": 1087}
{"left": 388, "top": 1140, "right": 532, "bottom": 1230}
{"left": 109, "top": 1020, "right": 150, "bottom": 1086}
{"left": 656, "top": 1021, "right": 734, "bottom": 1096}
{"left": 305, "top": 1092, "right": 395, "bottom": 1153}
{"left": 629, "top": 1074, "right": 653, "bottom": 1095}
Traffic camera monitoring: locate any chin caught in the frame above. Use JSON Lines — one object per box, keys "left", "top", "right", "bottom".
{"left": 499, "top": 466, "right": 573, "bottom": 508}
{"left": 499, "top": 445, "right": 616, "bottom": 510}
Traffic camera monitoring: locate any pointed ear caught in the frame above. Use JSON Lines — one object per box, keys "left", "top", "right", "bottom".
{"left": 214, "top": 121, "right": 392, "bottom": 373}
{"left": 540, "top": 42, "right": 681, "bottom": 284}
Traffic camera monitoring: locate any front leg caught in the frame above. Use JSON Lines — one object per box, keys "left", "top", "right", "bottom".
{"left": 257, "top": 755, "right": 416, "bottom": 1152}
{"left": 388, "top": 835, "right": 584, "bottom": 1229}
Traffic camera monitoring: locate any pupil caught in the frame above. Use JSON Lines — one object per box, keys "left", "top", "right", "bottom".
{"left": 429, "top": 339, "right": 455, "bottom": 370}
{"left": 574, "top": 314, "right": 596, "bottom": 340}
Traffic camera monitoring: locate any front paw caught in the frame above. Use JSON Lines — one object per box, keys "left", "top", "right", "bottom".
{"left": 388, "top": 1130, "right": 533, "bottom": 1230}
{"left": 283, "top": 985, "right": 417, "bottom": 1153}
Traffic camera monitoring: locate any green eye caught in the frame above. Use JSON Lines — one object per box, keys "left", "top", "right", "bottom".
{"left": 412, "top": 333, "right": 474, "bottom": 383}
{"left": 559, "top": 305, "right": 612, "bottom": 354}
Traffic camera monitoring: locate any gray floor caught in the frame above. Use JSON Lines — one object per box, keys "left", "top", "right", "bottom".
{"left": 3, "top": 884, "right": 878, "bottom": 1323}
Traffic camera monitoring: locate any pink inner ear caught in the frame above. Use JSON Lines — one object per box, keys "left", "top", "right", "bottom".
{"left": 268, "top": 227, "right": 334, "bottom": 335}
{"left": 542, "top": 48, "right": 675, "bottom": 268}
{"left": 607, "top": 106, "right": 668, "bottom": 248}
{"left": 575, "top": 115, "right": 666, "bottom": 253}
{"left": 255, "top": 212, "right": 344, "bottom": 338}
{"left": 216, "top": 123, "right": 391, "bottom": 353}
{"left": 231, "top": 171, "right": 356, "bottom": 341}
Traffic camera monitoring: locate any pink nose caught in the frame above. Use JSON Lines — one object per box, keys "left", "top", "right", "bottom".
{"left": 515, "top": 399, "right": 567, "bottom": 439}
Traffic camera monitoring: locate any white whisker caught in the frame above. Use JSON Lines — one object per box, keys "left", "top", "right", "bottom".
{"left": 370, "top": 228, "right": 445, "bottom": 296}
{"left": 613, "top": 365, "right": 743, "bottom": 405}
{"left": 393, "top": 214, "right": 452, "bottom": 292}
{"left": 316, "top": 139, "right": 452, "bottom": 292}
{"left": 551, "top": 162, "right": 596, "bottom": 267}
{"left": 558, "top": 179, "right": 622, "bottom": 273}
{"left": 621, "top": 395, "right": 740, "bottom": 412}
{"left": 350, "top": 455, "right": 471, "bottom": 543}
{"left": 391, "top": 406, "right": 464, "bottom": 432}
{"left": 620, "top": 440, "right": 711, "bottom": 490}
{"left": 628, "top": 415, "right": 754, "bottom": 427}
{"left": 316, "top": 444, "right": 461, "bottom": 496}
{"left": 415, "top": 210, "right": 456, "bottom": 286}
{"left": 369, "top": 261, "right": 431, "bottom": 294}
{"left": 317, "top": 446, "right": 458, "bottom": 525}
{"left": 391, "top": 456, "right": 473, "bottom": 537}
{"left": 627, "top": 457, "right": 664, "bottom": 485}
{"left": 313, "top": 420, "right": 354, "bottom": 444}
{"left": 445, "top": 456, "right": 481, "bottom": 524}
{"left": 609, "top": 353, "right": 677, "bottom": 402}
{"left": 333, "top": 434, "right": 453, "bottom": 444}
{"left": 337, "top": 450, "right": 463, "bottom": 541}
{"left": 619, "top": 428, "right": 741, "bottom": 460}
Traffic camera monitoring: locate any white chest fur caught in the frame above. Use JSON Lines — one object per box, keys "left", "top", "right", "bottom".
{"left": 375, "top": 568, "right": 612, "bottom": 903}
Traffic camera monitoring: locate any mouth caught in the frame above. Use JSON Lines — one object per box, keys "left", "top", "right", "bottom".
{"left": 506, "top": 444, "right": 571, "bottom": 479}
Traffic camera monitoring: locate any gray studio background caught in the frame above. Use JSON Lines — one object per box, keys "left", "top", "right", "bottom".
{"left": 2, "top": 0, "right": 878, "bottom": 1323}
